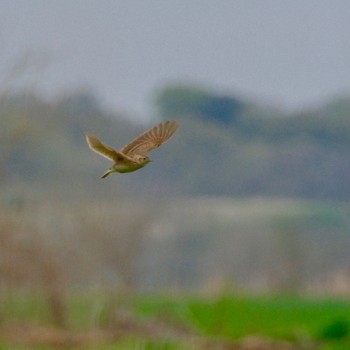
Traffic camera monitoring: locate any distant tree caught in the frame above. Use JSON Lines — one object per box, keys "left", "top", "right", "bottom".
{"left": 155, "top": 84, "right": 244, "bottom": 124}
{"left": 200, "top": 95, "right": 244, "bottom": 124}
{"left": 155, "top": 84, "right": 210, "bottom": 119}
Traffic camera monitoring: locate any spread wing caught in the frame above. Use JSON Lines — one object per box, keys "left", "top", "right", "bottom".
{"left": 86, "top": 134, "right": 134, "bottom": 163}
{"left": 121, "top": 120, "right": 179, "bottom": 156}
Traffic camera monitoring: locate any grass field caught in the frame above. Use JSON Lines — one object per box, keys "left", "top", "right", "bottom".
{"left": 1, "top": 293, "right": 350, "bottom": 349}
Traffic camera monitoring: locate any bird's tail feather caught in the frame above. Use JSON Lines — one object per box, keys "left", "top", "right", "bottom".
{"left": 101, "top": 169, "right": 113, "bottom": 179}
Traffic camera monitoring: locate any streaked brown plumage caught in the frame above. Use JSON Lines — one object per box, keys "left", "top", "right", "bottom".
{"left": 86, "top": 120, "right": 179, "bottom": 178}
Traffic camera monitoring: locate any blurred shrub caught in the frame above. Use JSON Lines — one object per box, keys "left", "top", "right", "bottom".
{"left": 319, "top": 318, "right": 349, "bottom": 340}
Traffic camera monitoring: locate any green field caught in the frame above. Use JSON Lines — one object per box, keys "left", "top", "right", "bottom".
{"left": 1, "top": 293, "right": 350, "bottom": 349}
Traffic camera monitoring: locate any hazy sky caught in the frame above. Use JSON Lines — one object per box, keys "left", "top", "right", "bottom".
{"left": 1, "top": 0, "right": 350, "bottom": 120}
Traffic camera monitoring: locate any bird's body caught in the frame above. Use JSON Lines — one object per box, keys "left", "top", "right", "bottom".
{"left": 100, "top": 154, "right": 150, "bottom": 177}
{"left": 86, "top": 120, "right": 179, "bottom": 178}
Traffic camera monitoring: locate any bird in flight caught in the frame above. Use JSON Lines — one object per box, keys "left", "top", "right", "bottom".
{"left": 86, "top": 120, "right": 179, "bottom": 178}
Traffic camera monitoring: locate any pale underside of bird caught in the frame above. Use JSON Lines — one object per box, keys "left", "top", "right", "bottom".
{"left": 86, "top": 120, "right": 179, "bottom": 178}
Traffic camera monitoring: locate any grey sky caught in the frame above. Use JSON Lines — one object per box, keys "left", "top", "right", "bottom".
{"left": 1, "top": 0, "right": 350, "bottom": 120}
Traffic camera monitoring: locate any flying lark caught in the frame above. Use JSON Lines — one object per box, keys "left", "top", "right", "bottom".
{"left": 86, "top": 120, "right": 179, "bottom": 178}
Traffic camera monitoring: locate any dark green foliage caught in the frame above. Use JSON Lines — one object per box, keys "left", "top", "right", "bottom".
{"left": 155, "top": 84, "right": 210, "bottom": 119}
{"left": 199, "top": 95, "right": 243, "bottom": 124}
{"left": 320, "top": 318, "right": 350, "bottom": 340}
{"left": 155, "top": 84, "right": 244, "bottom": 124}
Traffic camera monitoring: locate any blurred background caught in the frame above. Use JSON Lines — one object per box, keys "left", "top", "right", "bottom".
{"left": 1, "top": 1, "right": 350, "bottom": 348}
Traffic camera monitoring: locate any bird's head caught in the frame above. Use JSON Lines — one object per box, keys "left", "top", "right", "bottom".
{"left": 135, "top": 155, "right": 151, "bottom": 165}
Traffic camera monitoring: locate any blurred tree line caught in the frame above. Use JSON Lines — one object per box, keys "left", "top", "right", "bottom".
{"left": 155, "top": 84, "right": 350, "bottom": 199}
{"left": 1, "top": 83, "right": 350, "bottom": 201}
{"left": 156, "top": 83, "right": 350, "bottom": 145}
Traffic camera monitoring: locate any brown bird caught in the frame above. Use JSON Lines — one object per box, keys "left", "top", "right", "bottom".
{"left": 86, "top": 120, "right": 179, "bottom": 178}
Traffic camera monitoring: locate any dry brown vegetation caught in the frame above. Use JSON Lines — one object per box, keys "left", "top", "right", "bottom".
{"left": 0, "top": 321, "right": 310, "bottom": 349}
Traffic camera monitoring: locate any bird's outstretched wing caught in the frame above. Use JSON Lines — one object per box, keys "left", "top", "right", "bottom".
{"left": 121, "top": 120, "right": 179, "bottom": 156}
{"left": 86, "top": 134, "right": 134, "bottom": 163}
